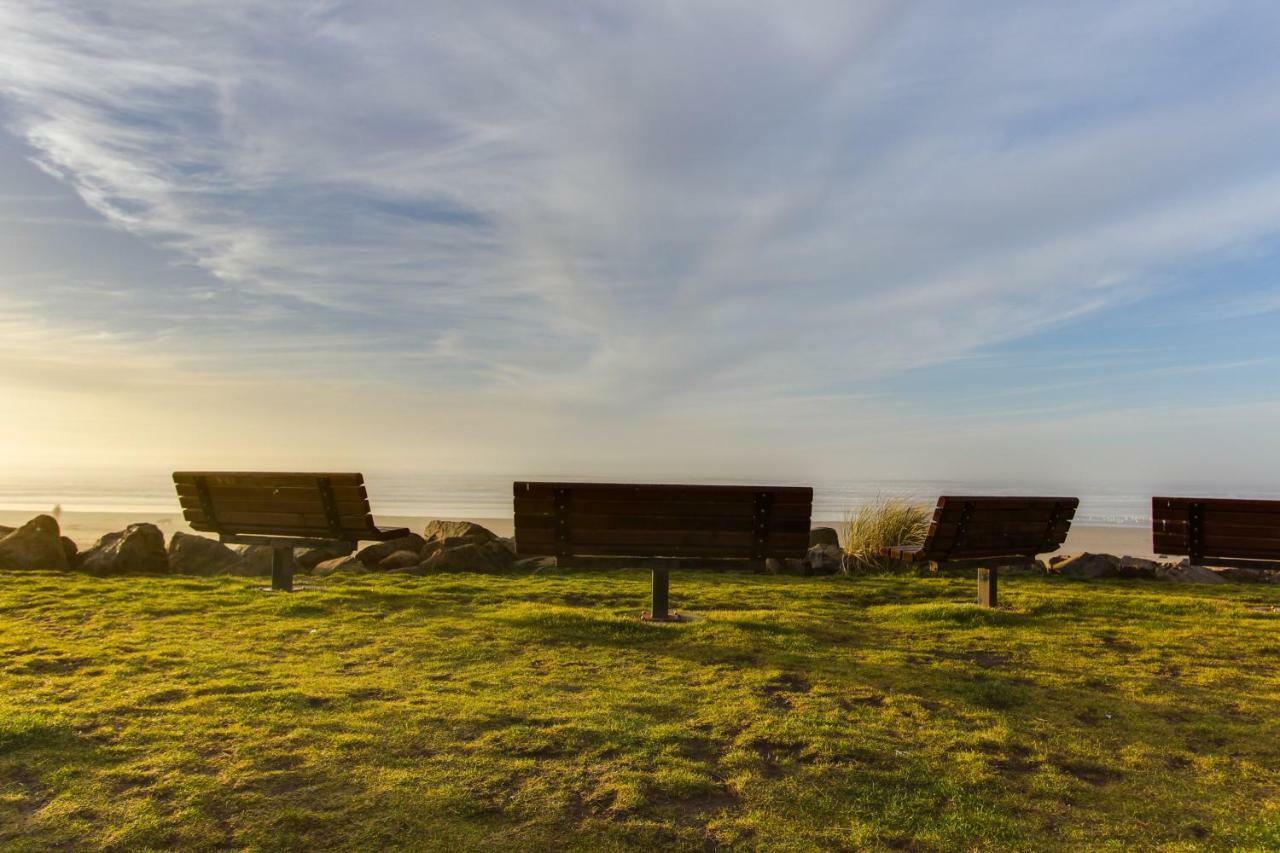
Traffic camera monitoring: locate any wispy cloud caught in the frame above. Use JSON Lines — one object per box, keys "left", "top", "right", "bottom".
{"left": 1, "top": 1, "right": 1279, "bottom": 479}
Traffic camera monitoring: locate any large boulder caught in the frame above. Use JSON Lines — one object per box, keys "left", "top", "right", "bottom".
{"left": 168, "top": 532, "right": 241, "bottom": 575}
{"left": 296, "top": 544, "right": 352, "bottom": 572}
{"left": 60, "top": 537, "right": 79, "bottom": 568}
{"left": 378, "top": 550, "right": 422, "bottom": 571}
{"left": 422, "top": 520, "right": 496, "bottom": 545}
{"left": 80, "top": 523, "right": 168, "bottom": 576}
{"left": 0, "top": 515, "right": 69, "bottom": 570}
{"left": 1051, "top": 553, "right": 1120, "bottom": 579}
{"left": 419, "top": 540, "right": 514, "bottom": 574}
{"left": 809, "top": 527, "right": 841, "bottom": 548}
{"left": 356, "top": 534, "right": 426, "bottom": 568}
{"left": 313, "top": 555, "right": 369, "bottom": 577}
{"left": 806, "top": 543, "right": 845, "bottom": 575}
{"left": 1156, "top": 560, "right": 1226, "bottom": 584}
{"left": 1118, "top": 556, "right": 1161, "bottom": 579}
{"left": 233, "top": 545, "right": 275, "bottom": 577}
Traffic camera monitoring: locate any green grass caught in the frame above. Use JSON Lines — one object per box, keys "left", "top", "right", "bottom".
{"left": 2, "top": 569, "right": 1280, "bottom": 851}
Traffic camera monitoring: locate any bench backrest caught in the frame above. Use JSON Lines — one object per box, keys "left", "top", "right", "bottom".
{"left": 513, "top": 482, "right": 813, "bottom": 561}
{"left": 915, "top": 496, "right": 1078, "bottom": 563}
{"left": 174, "top": 471, "right": 381, "bottom": 541}
{"left": 1153, "top": 497, "right": 1280, "bottom": 568}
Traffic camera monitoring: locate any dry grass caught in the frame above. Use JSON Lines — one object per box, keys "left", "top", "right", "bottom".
{"left": 842, "top": 496, "right": 932, "bottom": 572}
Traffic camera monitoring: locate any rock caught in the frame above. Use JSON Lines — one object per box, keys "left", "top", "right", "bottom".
{"left": 1216, "top": 566, "right": 1280, "bottom": 583}
{"left": 80, "top": 523, "right": 168, "bottom": 576}
{"left": 1051, "top": 553, "right": 1120, "bottom": 579}
{"left": 234, "top": 545, "right": 275, "bottom": 577}
{"left": 314, "top": 555, "right": 369, "bottom": 577}
{"left": 357, "top": 534, "right": 426, "bottom": 567}
{"left": 168, "top": 532, "right": 241, "bottom": 575}
{"left": 60, "top": 536, "right": 79, "bottom": 568}
{"left": 998, "top": 559, "right": 1047, "bottom": 575}
{"left": 386, "top": 563, "right": 431, "bottom": 576}
{"left": 1156, "top": 560, "right": 1226, "bottom": 584}
{"left": 0, "top": 525, "right": 13, "bottom": 538}
{"left": 809, "top": 527, "right": 841, "bottom": 548}
{"left": 1118, "top": 556, "right": 1161, "bottom": 579}
{"left": 806, "top": 543, "right": 845, "bottom": 575}
{"left": 420, "top": 540, "right": 445, "bottom": 561}
{"left": 379, "top": 550, "right": 422, "bottom": 571}
{"left": 419, "top": 540, "right": 514, "bottom": 574}
{"left": 296, "top": 545, "right": 351, "bottom": 572}
{"left": 1048, "top": 554, "right": 1070, "bottom": 568}
{"left": 422, "top": 520, "right": 496, "bottom": 545}
{"left": 494, "top": 536, "right": 518, "bottom": 554}
{"left": 0, "top": 515, "right": 69, "bottom": 570}
{"left": 512, "top": 556, "right": 559, "bottom": 572}
{"left": 764, "top": 557, "right": 785, "bottom": 574}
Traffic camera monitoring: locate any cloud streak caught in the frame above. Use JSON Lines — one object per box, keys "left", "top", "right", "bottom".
{"left": 1, "top": 1, "right": 1279, "bottom": 480}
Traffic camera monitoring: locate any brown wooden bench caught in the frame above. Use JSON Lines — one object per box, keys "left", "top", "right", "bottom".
{"left": 882, "top": 496, "right": 1079, "bottom": 607}
{"left": 1153, "top": 497, "right": 1280, "bottom": 570}
{"left": 173, "top": 471, "right": 409, "bottom": 591}
{"left": 513, "top": 481, "right": 813, "bottom": 619}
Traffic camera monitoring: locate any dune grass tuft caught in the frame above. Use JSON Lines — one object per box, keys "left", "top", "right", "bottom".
{"left": 842, "top": 496, "right": 933, "bottom": 572}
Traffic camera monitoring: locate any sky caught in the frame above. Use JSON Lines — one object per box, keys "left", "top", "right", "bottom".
{"left": 0, "top": 1, "right": 1279, "bottom": 490}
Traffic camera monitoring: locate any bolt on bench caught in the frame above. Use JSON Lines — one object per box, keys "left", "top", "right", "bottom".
{"left": 881, "top": 496, "right": 1079, "bottom": 607}
{"left": 513, "top": 482, "right": 813, "bottom": 619}
{"left": 173, "top": 471, "right": 410, "bottom": 591}
{"left": 1153, "top": 497, "right": 1280, "bottom": 571}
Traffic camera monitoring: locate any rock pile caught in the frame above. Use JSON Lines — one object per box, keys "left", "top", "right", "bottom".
{"left": 0, "top": 513, "right": 1271, "bottom": 586}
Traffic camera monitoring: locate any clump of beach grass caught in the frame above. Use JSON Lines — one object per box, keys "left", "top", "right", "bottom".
{"left": 842, "top": 495, "right": 932, "bottom": 572}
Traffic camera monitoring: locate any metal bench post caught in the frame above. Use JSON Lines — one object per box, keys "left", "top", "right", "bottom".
{"left": 977, "top": 566, "right": 997, "bottom": 608}
{"left": 272, "top": 545, "right": 295, "bottom": 592}
{"left": 650, "top": 569, "right": 670, "bottom": 620}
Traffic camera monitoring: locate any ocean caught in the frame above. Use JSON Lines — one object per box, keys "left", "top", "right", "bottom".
{"left": 2, "top": 469, "right": 1268, "bottom": 527}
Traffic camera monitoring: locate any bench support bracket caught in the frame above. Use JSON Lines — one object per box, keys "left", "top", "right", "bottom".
{"left": 977, "top": 567, "right": 997, "bottom": 608}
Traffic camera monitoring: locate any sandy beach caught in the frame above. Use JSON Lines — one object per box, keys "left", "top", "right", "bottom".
{"left": 0, "top": 509, "right": 1158, "bottom": 560}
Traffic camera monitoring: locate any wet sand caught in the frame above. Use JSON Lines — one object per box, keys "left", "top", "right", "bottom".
{"left": 1, "top": 509, "right": 1158, "bottom": 559}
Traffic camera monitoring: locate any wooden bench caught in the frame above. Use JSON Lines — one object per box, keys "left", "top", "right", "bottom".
{"left": 173, "top": 471, "right": 409, "bottom": 591}
{"left": 1153, "top": 497, "right": 1280, "bottom": 570}
{"left": 882, "top": 496, "right": 1079, "bottom": 607}
{"left": 513, "top": 481, "right": 813, "bottom": 619}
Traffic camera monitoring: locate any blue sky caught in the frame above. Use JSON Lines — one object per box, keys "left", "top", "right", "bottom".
{"left": 0, "top": 1, "right": 1278, "bottom": 488}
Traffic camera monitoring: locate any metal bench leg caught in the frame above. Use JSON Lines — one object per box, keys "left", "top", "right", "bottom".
{"left": 650, "top": 569, "right": 670, "bottom": 620}
{"left": 272, "top": 545, "right": 295, "bottom": 592}
{"left": 977, "top": 567, "right": 997, "bottom": 608}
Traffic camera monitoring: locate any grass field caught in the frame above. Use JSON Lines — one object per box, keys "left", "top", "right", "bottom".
{"left": 2, "top": 568, "right": 1279, "bottom": 851}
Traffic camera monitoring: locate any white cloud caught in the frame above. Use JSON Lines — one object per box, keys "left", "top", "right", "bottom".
{"left": 1, "top": 1, "right": 1279, "bottom": 480}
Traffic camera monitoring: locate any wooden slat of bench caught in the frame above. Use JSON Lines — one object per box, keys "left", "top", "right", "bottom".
{"left": 175, "top": 471, "right": 364, "bottom": 488}
{"left": 514, "top": 497, "right": 813, "bottom": 520}
{"left": 516, "top": 528, "right": 809, "bottom": 549}
{"left": 515, "top": 542, "right": 767, "bottom": 559}
{"left": 933, "top": 505, "right": 1077, "bottom": 524}
{"left": 514, "top": 482, "right": 813, "bottom": 504}
{"left": 1154, "top": 510, "right": 1280, "bottom": 529}
{"left": 176, "top": 495, "right": 371, "bottom": 516}
{"left": 182, "top": 509, "right": 373, "bottom": 530}
{"left": 1154, "top": 496, "right": 1280, "bottom": 514}
{"left": 513, "top": 513, "right": 809, "bottom": 533}
{"left": 175, "top": 483, "right": 369, "bottom": 504}
{"left": 188, "top": 520, "right": 408, "bottom": 540}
